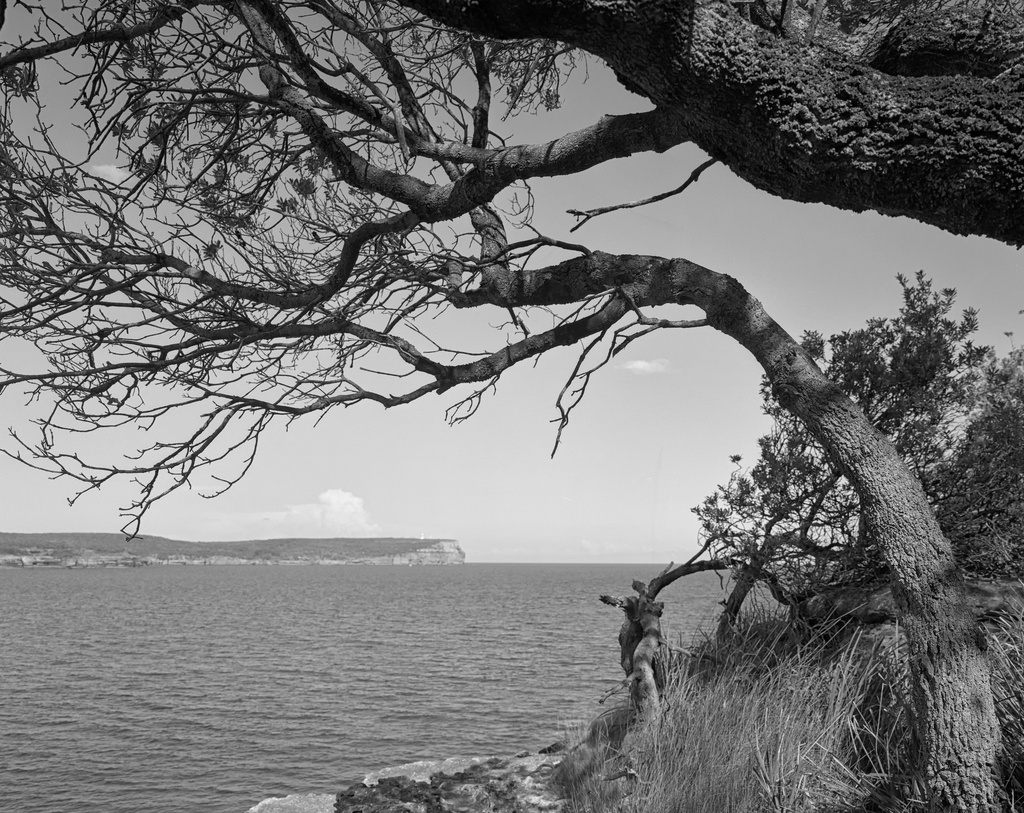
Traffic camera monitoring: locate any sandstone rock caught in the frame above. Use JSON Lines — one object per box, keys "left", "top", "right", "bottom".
{"left": 248, "top": 752, "right": 564, "bottom": 813}
{"left": 248, "top": 794, "right": 336, "bottom": 813}
{"left": 387, "top": 541, "right": 466, "bottom": 566}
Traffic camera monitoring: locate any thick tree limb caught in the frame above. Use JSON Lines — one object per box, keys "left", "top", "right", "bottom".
{"left": 414, "top": 108, "right": 692, "bottom": 221}
{"left": 0, "top": 1, "right": 203, "bottom": 68}
{"left": 400, "top": 0, "right": 1024, "bottom": 246}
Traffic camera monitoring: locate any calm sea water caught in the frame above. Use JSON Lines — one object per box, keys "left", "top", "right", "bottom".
{"left": 0, "top": 564, "right": 725, "bottom": 813}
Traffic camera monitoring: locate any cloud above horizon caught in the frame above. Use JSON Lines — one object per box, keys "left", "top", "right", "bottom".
{"left": 619, "top": 358, "right": 670, "bottom": 375}
{"left": 198, "top": 489, "right": 381, "bottom": 539}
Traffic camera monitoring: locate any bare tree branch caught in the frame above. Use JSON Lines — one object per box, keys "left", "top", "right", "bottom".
{"left": 568, "top": 157, "right": 717, "bottom": 232}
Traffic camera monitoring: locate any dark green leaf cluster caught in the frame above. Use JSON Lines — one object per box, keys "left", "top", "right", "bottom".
{"left": 932, "top": 348, "right": 1024, "bottom": 577}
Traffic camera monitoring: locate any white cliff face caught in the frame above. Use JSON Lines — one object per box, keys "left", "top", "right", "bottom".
{"left": 305, "top": 540, "right": 466, "bottom": 565}
{"left": 389, "top": 541, "right": 466, "bottom": 565}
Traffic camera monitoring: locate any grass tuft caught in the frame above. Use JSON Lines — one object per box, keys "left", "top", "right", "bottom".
{"left": 991, "top": 607, "right": 1024, "bottom": 808}
{"left": 557, "top": 601, "right": 1024, "bottom": 813}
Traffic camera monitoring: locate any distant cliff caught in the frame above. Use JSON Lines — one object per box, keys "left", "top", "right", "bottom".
{"left": 0, "top": 533, "right": 465, "bottom": 567}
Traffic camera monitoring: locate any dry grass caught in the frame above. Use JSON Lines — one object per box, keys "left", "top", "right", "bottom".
{"left": 555, "top": 603, "right": 1024, "bottom": 813}
{"left": 552, "top": 702, "right": 634, "bottom": 813}
{"left": 624, "top": 619, "right": 909, "bottom": 813}
{"left": 991, "top": 609, "right": 1024, "bottom": 808}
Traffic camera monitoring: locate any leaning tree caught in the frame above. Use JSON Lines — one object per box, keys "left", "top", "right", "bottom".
{"left": 1, "top": 1, "right": 1021, "bottom": 809}
{"left": 695, "top": 273, "right": 999, "bottom": 627}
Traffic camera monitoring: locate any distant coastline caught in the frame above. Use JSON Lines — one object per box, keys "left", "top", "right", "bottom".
{"left": 0, "top": 532, "right": 465, "bottom": 567}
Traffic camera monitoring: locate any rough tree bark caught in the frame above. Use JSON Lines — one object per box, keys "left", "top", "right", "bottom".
{"left": 402, "top": 0, "right": 1024, "bottom": 245}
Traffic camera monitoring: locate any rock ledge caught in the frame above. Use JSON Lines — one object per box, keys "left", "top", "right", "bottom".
{"left": 248, "top": 752, "right": 564, "bottom": 813}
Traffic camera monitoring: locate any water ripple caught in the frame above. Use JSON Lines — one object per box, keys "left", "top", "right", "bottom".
{"left": 0, "top": 564, "right": 724, "bottom": 813}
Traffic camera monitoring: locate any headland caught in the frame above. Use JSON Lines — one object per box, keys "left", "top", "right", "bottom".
{"left": 0, "top": 532, "right": 465, "bottom": 567}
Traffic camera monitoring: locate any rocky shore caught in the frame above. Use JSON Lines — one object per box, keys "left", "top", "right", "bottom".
{"left": 0, "top": 532, "right": 465, "bottom": 567}
{"left": 248, "top": 751, "right": 566, "bottom": 813}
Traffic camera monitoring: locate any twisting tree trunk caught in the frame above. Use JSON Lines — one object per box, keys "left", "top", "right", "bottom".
{"left": 716, "top": 560, "right": 758, "bottom": 638}
{"left": 601, "top": 584, "right": 664, "bottom": 721}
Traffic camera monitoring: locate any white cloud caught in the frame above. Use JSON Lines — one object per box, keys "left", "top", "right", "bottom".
{"left": 197, "top": 489, "right": 381, "bottom": 539}
{"left": 269, "top": 489, "right": 380, "bottom": 535}
{"left": 620, "top": 358, "right": 670, "bottom": 375}
{"left": 87, "top": 164, "right": 130, "bottom": 184}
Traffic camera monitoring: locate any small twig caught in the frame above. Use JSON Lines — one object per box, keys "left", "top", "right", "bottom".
{"left": 502, "top": 48, "right": 541, "bottom": 119}
{"left": 682, "top": 531, "right": 721, "bottom": 568}
{"left": 568, "top": 158, "right": 717, "bottom": 232}
{"left": 520, "top": 222, "right": 592, "bottom": 256}
{"left": 659, "top": 639, "right": 690, "bottom": 655}
{"left": 599, "top": 676, "right": 631, "bottom": 704}
{"left": 550, "top": 300, "right": 621, "bottom": 455}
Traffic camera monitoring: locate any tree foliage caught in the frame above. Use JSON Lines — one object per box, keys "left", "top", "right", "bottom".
{"left": 697, "top": 274, "right": 1023, "bottom": 609}
{"left": 0, "top": 1, "right": 1021, "bottom": 527}
{"left": 0, "top": 1, "right": 603, "bottom": 520}
{"left": 934, "top": 346, "right": 1024, "bottom": 576}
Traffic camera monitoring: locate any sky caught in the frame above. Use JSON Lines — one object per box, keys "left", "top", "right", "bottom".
{"left": 1, "top": 17, "right": 1021, "bottom": 563}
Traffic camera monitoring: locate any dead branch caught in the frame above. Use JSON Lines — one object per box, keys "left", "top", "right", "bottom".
{"left": 568, "top": 158, "right": 717, "bottom": 232}
{"left": 600, "top": 554, "right": 734, "bottom": 717}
